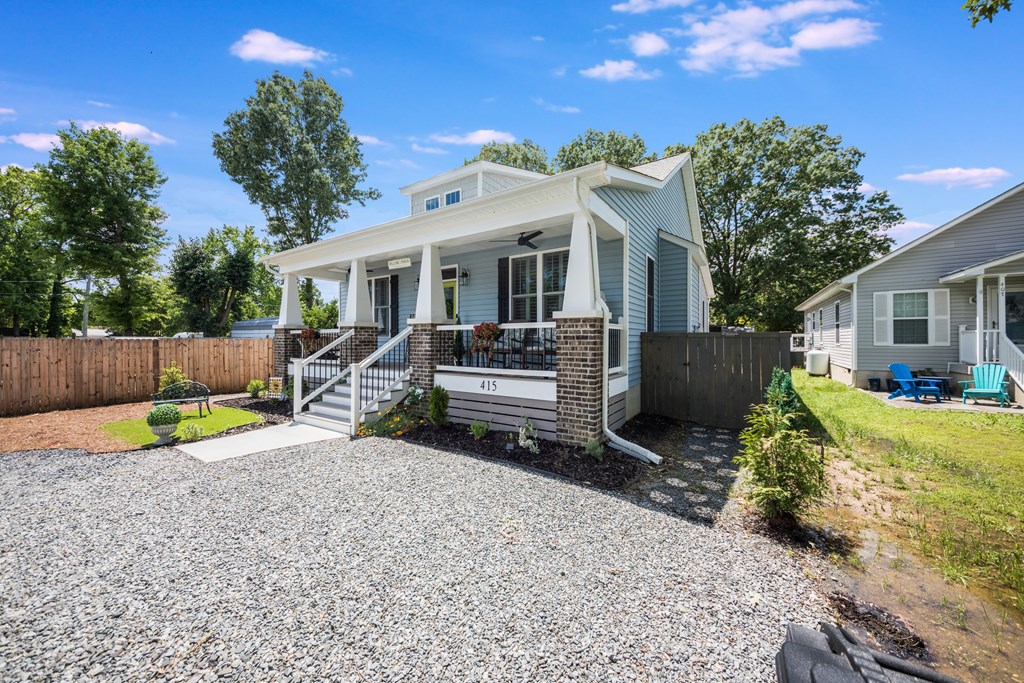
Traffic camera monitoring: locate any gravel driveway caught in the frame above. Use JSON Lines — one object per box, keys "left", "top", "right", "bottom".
{"left": 0, "top": 439, "right": 828, "bottom": 681}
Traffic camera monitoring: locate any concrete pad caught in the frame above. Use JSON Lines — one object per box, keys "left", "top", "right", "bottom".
{"left": 176, "top": 423, "right": 344, "bottom": 463}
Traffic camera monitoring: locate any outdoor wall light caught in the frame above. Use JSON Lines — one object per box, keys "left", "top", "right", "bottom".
{"left": 459, "top": 268, "right": 470, "bottom": 286}
{"left": 415, "top": 277, "right": 420, "bottom": 289}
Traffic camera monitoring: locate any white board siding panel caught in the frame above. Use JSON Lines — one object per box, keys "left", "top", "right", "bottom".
{"left": 595, "top": 170, "right": 696, "bottom": 388}
{"left": 410, "top": 176, "right": 479, "bottom": 215}
{"left": 803, "top": 291, "right": 853, "bottom": 369}
{"left": 443, "top": 389, "right": 558, "bottom": 440}
{"left": 434, "top": 371, "right": 556, "bottom": 402}
{"left": 856, "top": 188, "right": 1024, "bottom": 373}
{"left": 658, "top": 238, "right": 688, "bottom": 332}
{"left": 481, "top": 172, "right": 535, "bottom": 195}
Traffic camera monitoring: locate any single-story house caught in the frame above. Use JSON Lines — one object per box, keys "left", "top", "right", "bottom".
{"left": 230, "top": 317, "right": 278, "bottom": 339}
{"left": 797, "top": 181, "right": 1024, "bottom": 397}
{"left": 261, "top": 155, "right": 714, "bottom": 456}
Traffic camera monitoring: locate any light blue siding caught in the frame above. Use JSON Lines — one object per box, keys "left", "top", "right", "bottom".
{"left": 598, "top": 237, "right": 624, "bottom": 320}
{"left": 659, "top": 238, "right": 688, "bottom": 332}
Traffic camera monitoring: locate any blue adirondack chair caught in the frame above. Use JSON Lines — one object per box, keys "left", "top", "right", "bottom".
{"left": 887, "top": 363, "right": 943, "bottom": 403}
{"left": 959, "top": 363, "right": 1011, "bottom": 407}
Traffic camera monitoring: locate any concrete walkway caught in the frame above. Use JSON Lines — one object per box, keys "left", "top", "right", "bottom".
{"left": 176, "top": 422, "right": 344, "bottom": 463}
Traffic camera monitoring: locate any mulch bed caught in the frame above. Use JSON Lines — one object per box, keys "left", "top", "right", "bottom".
{"left": 403, "top": 423, "right": 646, "bottom": 491}
{"left": 218, "top": 397, "right": 293, "bottom": 425}
{"left": 828, "top": 591, "right": 930, "bottom": 661}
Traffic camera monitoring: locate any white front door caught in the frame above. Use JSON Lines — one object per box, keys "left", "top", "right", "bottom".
{"left": 988, "top": 285, "right": 1000, "bottom": 331}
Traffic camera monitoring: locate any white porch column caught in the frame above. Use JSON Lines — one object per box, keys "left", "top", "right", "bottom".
{"left": 412, "top": 244, "right": 447, "bottom": 323}
{"left": 337, "top": 274, "right": 347, "bottom": 327}
{"left": 998, "top": 274, "right": 1007, "bottom": 361}
{"left": 559, "top": 212, "right": 599, "bottom": 315}
{"left": 343, "top": 258, "right": 373, "bottom": 324}
{"left": 275, "top": 273, "right": 304, "bottom": 328}
{"left": 976, "top": 276, "right": 984, "bottom": 363}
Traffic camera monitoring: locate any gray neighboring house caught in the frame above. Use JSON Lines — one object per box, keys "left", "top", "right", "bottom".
{"left": 797, "top": 181, "right": 1024, "bottom": 397}
{"left": 230, "top": 317, "right": 278, "bottom": 339}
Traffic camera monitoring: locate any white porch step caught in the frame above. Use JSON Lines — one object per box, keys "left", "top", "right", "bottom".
{"left": 293, "top": 413, "right": 352, "bottom": 434}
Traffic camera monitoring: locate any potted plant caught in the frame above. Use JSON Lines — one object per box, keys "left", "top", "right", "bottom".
{"left": 146, "top": 404, "right": 182, "bottom": 445}
{"left": 298, "top": 328, "right": 321, "bottom": 357}
{"left": 471, "top": 321, "right": 501, "bottom": 364}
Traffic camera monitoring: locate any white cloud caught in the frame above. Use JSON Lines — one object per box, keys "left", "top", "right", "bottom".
{"left": 87, "top": 100, "right": 112, "bottom": 108}
{"left": 1, "top": 162, "right": 26, "bottom": 171}
{"left": 0, "top": 107, "right": 16, "bottom": 116}
{"left": 857, "top": 182, "right": 879, "bottom": 193}
{"left": 896, "top": 167, "right": 1011, "bottom": 189}
{"left": 2, "top": 133, "right": 59, "bottom": 151}
{"left": 551, "top": 65, "right": 568, "bottom": 77}
{"left": 888, "top": 220, "right": 935, "bottom": 242}
{"left": 532, "top": 97, "right": 581, "bottom": 114}
{"left": 428, "top": 129, "right": 516, "bottom": 145}
{"left": 580, "top": 59, "right": 661, "bottom": 81}
{"left": 628, "top": 31, "right": 671, "bottom": 56}
{"left": 229, "top": 29, "right": 331, "bottom": 65}
{"left": 679, "top": 0, "right": 877, "bottom": 76}
{"left": 612, "top": 0, "right": 696, "bottom": 14}
{"left": 531, "top": 35, "right": 545, "bottom": 42}
{"left": 79, "top": 120, "right": 175, "bottom": 145}
{"left": 411, "top": 143, "right": 449, "bottom": 155}
{"left": 332, "top": 67, "right": 353, "bottom": 77}
{"left": 377, "top": 159, "right": 420, "bottom": 170}
{"left": 356, "top": 134, "right": 385, "bottom": 145}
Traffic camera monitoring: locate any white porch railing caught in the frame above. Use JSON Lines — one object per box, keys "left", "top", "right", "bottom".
{"left": 957, "top": 327, "right": 1000, "bottom": 364}
{"left": 435, "top": 322, "right": 556, "bottom": 373}
{"left": 350, "top": 326, "right": 412, "bottom": 431}
{"left": 790, "top": 333, "right": 808, "bottom": 352}
{"left": 999, "top": 332, "right": 1024, "bottom": 390}
{"left": 292, "top": 329, "right": 355, "bottom": 415}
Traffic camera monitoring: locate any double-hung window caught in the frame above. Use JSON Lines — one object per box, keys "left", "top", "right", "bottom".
{"left": 510, "top": 249, "right": 569, "bottom": 322}
{"left": 444, "top": 190, "right": 461, "bottom": 206}
{"left": 424, "top": 196, "right": 440, "bottom": 212}
{"left": 873, "top": 289, "right": 950, "bottom": 346}
{"left": 368, "top": 276, "right": 391, "bottom": 336}
{"left": 834, "top": 302, "right": 841, "bottom": 344}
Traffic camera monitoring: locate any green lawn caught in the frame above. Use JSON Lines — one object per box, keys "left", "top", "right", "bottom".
{"left": 793, "top": 369, "right": 1024, "bottom": 606}
{"left": 103, "top": 406, "right": 261, "bottom": 447}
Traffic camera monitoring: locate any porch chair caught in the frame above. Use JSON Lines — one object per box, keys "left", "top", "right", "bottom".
{"left": 959, "top": 363, "right": 1011, "bottom": 408}
{"left": 887, "top": 363, "right": 942, "bottom": 403}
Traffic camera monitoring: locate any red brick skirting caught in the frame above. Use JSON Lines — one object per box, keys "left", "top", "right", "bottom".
{"left": 555, "top": 316, "right": 604, "bottom": 446}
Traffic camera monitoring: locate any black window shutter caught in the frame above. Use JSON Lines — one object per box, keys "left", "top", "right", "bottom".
{"left": 497, "top": 257, "right": 509, "bottom": 324}
{"left": 389, "top": 274, "right": 399, "bottom": 337}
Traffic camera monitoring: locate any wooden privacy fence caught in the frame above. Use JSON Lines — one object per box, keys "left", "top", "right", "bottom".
{"left": 641, "top": 332, "right": 793, "bottom": 429}
{"left": 0, "top": 337, "right": 274, "bottom": 417}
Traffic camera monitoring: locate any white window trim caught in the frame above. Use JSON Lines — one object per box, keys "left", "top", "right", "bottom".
{"left": 424, "top": 195, "right": 440, "bottom": 212}
{"left": 508, "top": 247, "right": 570, "bottom": 323}
{"left": 368, "top": 274, "right": 391, "bottom": 335}
{"left": 646, "top": 254, "right": 656, "bottom": 333}
{"left": 873, "top": 288, "right": 950, "bottom": 347}
{"left": 444, "top": 189, "right": 461, "bottom": 206}
{"left": 834, "top": 301, "right": 841, "bottom": 345}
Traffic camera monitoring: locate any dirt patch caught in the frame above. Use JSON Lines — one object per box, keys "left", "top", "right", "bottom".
{"left": 0, "top": 400, "right": 182, "bottom": 453}
{"left": 402, "top": 423, "right": 645, "bottom": 491}
{"left": 828, "top": 591, "right": 929, "bottom": 660}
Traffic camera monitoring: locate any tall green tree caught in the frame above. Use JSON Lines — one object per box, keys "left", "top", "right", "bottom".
{"left": 553, "top": 129, "right": 657, "bottom": 172}
{"left": 212, "top": 70, "right": 380, "bottom": 307}
{"left": 169, "top": 225, "right": 262, "bottom": 336}
{"left": 90, "top": 273, "right": 178, "bottom": 336}
{"left": 0, "top": 166, "right": 52, "bottom": 335}
{"left": 465, "top": 139, "right": 551, "bottom": 174}
{"left": 38, "top": 123, "right": 167, "bottom": 336}
{"left": 667, "top": 117, "right": 901, "bottom": 330}
{"left": 963, "top": 0, "right": 1012, "bottom": 25}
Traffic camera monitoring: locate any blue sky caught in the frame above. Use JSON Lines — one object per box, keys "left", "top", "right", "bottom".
{"left": 1, "top": 0, "right": 1022, "bottom": 254}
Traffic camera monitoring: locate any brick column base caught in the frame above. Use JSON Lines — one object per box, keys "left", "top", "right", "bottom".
{"left": 409, "top": 323, "right": 442, "bottom": 415}
{"left": 555, "top": 316, "right": 604, "bottom": 447}
{"left": 340, "top": 325, "right": 379, "bottom": 366}
{"left": 273, "top": 326, "right": 305, "bottom": 378}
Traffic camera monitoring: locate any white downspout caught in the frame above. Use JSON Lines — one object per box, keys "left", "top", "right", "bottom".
{"left": 572, "top": 178, "right": 661, "bottom": 465}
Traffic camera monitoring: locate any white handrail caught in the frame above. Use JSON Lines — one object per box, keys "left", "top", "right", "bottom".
{"left": 293, "top": 329, "right": 354, "bottom": 415}
{"left": 999, "top": 331, "right": 1024, "bottom": 389}
{"left": 436, "top": 321, "right": 557, "bottom": 331}
{"left": 352, "top": 326, "right": 413, "bottom": 427}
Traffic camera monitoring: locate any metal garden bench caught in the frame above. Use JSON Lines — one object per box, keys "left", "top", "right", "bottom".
{"left": 152, "top": 381, "right": 213, "bottom": 417}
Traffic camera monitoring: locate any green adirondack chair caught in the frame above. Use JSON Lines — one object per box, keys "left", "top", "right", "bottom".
{"left": 959, "top": 364, "right": 1011, "bottom": 407}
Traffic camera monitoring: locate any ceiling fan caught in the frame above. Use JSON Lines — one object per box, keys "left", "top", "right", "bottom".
{"left": 489, "top": 230, "right": 543, "bottom": 250}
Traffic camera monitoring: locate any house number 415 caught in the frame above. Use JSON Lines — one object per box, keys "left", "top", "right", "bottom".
{"left": 479, "top": 380, "right": 499, "bottom": 392}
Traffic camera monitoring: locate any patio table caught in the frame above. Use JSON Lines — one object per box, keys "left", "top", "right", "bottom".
{"left": 916, "top": 375, "right": 952, "bottom": 400}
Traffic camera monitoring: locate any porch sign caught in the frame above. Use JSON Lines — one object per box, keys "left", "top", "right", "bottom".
{"left": 268, "top": 376, "right": 284, "bottom": 401}
{"left": 388, "top": 257, "right": 412, "bottom": 270}
{"left": 433, "top": 372, "right": 556, "bottom": 402}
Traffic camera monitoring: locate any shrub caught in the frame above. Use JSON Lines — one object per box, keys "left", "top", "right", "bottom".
{"left": 246, "top": 379, "right": 266, "bottom": 398}
{"left": 357, "top": 407, "right": 419, "bottom": 438}
{"left": 766, "top": 367, "right": 801, "bottom": 416}
{"left": 428, "top": 386, "right": 449, "bottom": 426}
{"left": 585, "top": 438, "right": 605, "bottom": 462}
{"left": 179, "top": 423, "right": 204, "bottom": 442}
{"left": 735, "top": 402, "right": 825, "bottom": 519}
{"left": 406, "top": 385, "right": 425, "bottom": 405}
{"left": 146, "top": 404, "right": 182, "bottom": 427}
{"left": 469, "top": 420, "right": 490, "bottom": 440}
{"left": 518, "top": 417, "right": 540, "bottom": 454}
{"left": 158, "top": 361, "right": 189, "bottom": 390}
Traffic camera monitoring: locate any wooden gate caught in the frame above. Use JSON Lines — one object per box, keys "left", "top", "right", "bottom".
{"left": 641, "top": 332, "right": 792, "bottom": 429}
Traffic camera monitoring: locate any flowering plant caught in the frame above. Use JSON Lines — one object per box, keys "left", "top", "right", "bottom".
{"left": 518, "top": 417, "right": 540, "bottom": 454}
{"left": 298, "top": 328, "right": 321, "bottom": 341}
{"left": 471, "top": 322, "right": 501, "bottom": 359}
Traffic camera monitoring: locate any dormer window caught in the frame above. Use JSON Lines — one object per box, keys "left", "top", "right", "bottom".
{"left": 424, "top": 196, "right": 440, "bottom": 211}
{"left": 445, "top": 190, "right": 461, "bottom": 206}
